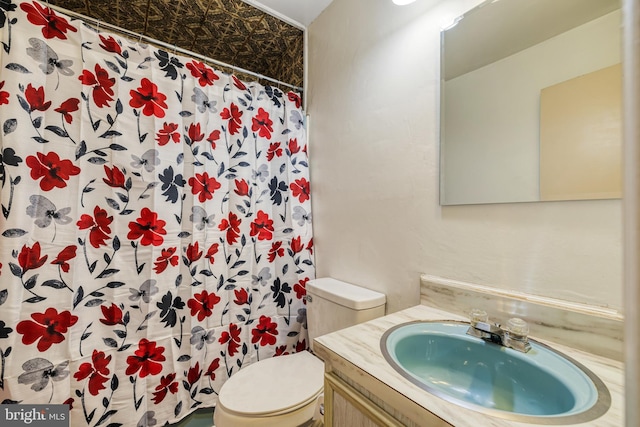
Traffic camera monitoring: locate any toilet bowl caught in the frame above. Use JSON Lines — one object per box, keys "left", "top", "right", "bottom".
{"left": 214, "top": 278, "right": 386, "bottom": 427}
{"left": 214, "top": 351, "right": 324, "bottom": 427}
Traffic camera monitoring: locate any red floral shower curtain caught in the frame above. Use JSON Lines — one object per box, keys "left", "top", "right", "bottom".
{"left": 0, "top": 1, "right": 314, "bottom": 425}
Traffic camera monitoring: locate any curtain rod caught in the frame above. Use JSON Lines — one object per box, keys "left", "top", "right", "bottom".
{"left": 45, "top": 2, "right": 304, "bottom": 93}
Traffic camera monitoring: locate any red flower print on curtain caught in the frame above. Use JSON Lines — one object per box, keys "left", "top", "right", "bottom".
{"left": 154, "top": 247, "right": 179, "bottom": 273}
{"left": 125, "top": 339, "right": 166, "bottom": 377}
{"left": 234, "top": 178, "right": 250, "bottom": 196}
{"left": 26, "top": 151, "right": 80, "bottom": 190}
{"left": 252, "top": 315, "right": 278, "bottom": 347}
{"left": 73, "top": 350, "right": 112, "bottom": 396}
{"left": 291, "top": 177, "right": 311, "bottom": 203}
{"left": 205, "top": 243, "right": 218, "bottom": 264}
{"left": 186, "top": 60, "right": 219, "bottom": 87}
{"left": 206, "top": 129, "right": 220, "bottom": 148}
{"left": 187, "top": 122, "right": 204, "bottom": 143}
{"left": 188, "top": 172, "right": 221, "bottom": 202}
{"left": 77, "top": 206, "right": 113, "bottom": 248}
{"left": 250, "top": 210, "right": 274, "bottom": 241}
{"left": 219, "top": 323, "right": 242, "bottom": 357}
{"left": 0, "top": 81, "right": 10, "bottom": 104}
{"left": 24, "top": 83, "right": 50, "bottom": 111}
{"left": 156, "top": 122, "right": 181, "bottom": 145}
{"left": 288, "top": 137, "right": 301, "bottom": 154}
{"left": 219, "top": 212, "right": 242, "bottom": 244}
{"left": 19, "top": 1, "right": 77, "bottom": 39}
{"left": 129, "top": 77, "right": 168, "bottom": 118}
{"left": 16, "top": 308, "right": 78, "bottom": 351}
{"left": 234, "top": 288, "right": 249, "bottom": 305}
{"left": 185, "top": 242, "right": 202, "bottom": 264}
{"left": 103, "top": 165, "right": 126, "bottom": 188}
{"left": 79, "top": 64, "right": 115, "bottom": 107}
{"left": 252, "top": 107, "right": 273, "bottom": 139}
{"left": 187, "top": 290, "right": 221, "bottom": 321}
{"left": 17, "top": 242, "right": 48, "bottom": 273}
{"left": 127, "top": 207, "right": 167, "bottom": 246}
{"left": 51, "top": 245, "right": 77, "bottom": 273}
{"left": 220, "top": 103, "right": 243, "bottom": 134}
{"left": 99, "top": 304, "right": 124, "bottom": 326}
{"left": 98, "top": 34, "right": 122, "bottom": 55}
{"left": 152, "top": 373, "right": 178, "bottom": 404}
{"left": 267, "top": 142, "right": 282, "bottom": 160}
{"left": 288, "top": 92, "right": 302, "bottom": 108}
{"left": 0, "top": 2, "right": 313, "bottom": 426}
{"left": 55, "top": 98, "right": 80, "bottom": 123}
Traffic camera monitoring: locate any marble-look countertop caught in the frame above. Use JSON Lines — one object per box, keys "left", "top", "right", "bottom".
{"left": 314, "top": 305, "right": 624, "bottom": 427}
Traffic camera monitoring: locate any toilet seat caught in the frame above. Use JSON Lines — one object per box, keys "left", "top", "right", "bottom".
{"left": 217, "top": 351, "right": 324, "bottom": 418}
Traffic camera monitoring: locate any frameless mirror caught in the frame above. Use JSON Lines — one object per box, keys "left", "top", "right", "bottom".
{"left": 440, "top": 0, "right": 621, "bottom": 205}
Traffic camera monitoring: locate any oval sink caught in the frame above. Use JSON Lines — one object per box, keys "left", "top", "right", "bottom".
{"left": 381, "top": 321, "right": 610, "bottom": 424}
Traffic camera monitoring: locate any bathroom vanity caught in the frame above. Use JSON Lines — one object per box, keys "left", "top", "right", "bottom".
{"left": 313, "top": 276, "right": 624, "bottom": 427}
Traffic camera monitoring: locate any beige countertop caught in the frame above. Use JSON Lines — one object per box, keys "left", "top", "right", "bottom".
{"left": 314, "top": 304, "right": 624, "bottom": 427}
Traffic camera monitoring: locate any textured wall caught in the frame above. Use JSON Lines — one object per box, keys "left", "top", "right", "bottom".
{"left": 307, "top": 0, "right": 623, "bottom": 314}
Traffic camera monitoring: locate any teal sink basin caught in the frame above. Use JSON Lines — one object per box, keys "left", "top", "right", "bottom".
{"left": 381, "top": 321, "right": 610, "bottom": 424}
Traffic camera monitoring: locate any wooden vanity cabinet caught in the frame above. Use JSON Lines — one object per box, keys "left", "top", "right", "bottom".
{"left": 318, "top": 345, "right": 452, "bottom": 427}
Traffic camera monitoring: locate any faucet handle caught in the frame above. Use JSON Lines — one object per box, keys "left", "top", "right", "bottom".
{"left": 506, "top": 317, "right": 529, "bottom": 337}
{"left": 469, "top": 308, "right": 488, "bottom": 326}
{"left": 504, "top": 317, "right": 531, "bottom": 352}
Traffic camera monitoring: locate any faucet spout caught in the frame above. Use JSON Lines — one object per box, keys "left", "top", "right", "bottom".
{"left": 466, "top": 310, "right": 531, "bottom": 353}
{"left": 467, "top": 320, "right": 502, "bottom": 341}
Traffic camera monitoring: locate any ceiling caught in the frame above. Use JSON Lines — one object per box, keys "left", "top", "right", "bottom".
{"left": 46, "top": 0, "right": 333, "bottom": 89}
{"left": 244, "top": 0, "right": 333, "bottom": 27}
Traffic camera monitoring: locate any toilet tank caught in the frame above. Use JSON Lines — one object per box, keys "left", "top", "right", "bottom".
{"left": 306, "top": 278, "right": 386, "bottom": 351}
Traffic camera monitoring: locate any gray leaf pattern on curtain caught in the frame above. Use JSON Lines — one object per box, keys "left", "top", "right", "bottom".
{"left": 0, "top": 1, "right": 314, "bottom": 425}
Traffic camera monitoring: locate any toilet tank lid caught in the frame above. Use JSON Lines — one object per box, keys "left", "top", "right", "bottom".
{"left": 307, "top": 278, "right": 386, "bottom": 310}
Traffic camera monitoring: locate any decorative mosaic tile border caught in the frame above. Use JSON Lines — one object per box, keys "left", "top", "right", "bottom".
{"left": 49, "top": 0, "right": 304, "bottom": 87}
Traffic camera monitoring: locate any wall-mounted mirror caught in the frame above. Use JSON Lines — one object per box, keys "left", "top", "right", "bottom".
{"left": 440, "top": 0, "right": 621, "bottom": 205}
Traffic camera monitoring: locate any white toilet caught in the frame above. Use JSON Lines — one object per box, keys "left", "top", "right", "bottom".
{"left": 214, "top": 277, "right": 386, "bottom": 427}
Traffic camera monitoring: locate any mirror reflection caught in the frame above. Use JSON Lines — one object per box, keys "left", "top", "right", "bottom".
{"left": 440, "top": 0, "right": 621, "bottom": 205}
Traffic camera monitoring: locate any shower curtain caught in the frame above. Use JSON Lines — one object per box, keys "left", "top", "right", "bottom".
{"left": 0, "top": 1, "right": 314, "bottom": 425}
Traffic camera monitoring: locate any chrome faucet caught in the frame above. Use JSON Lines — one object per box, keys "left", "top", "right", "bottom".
{"left": 466, "top": 309, "right": 531, "bottom": 353}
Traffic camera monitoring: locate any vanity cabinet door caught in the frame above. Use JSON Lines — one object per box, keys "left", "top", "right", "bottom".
{"left": 323, "top": 372, "right": 404, "bottom": 427}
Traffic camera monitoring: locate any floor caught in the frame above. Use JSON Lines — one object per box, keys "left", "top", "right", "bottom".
{"left": 167, "top": 408, "right": 214, "bottom": 427}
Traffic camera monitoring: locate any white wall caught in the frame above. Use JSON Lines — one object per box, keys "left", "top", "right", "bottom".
{"left": 443, "top": 11, "right": 621, "bottom": 205}
{"left": 307, "top": 0, "right": 623, "bottom": 314}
